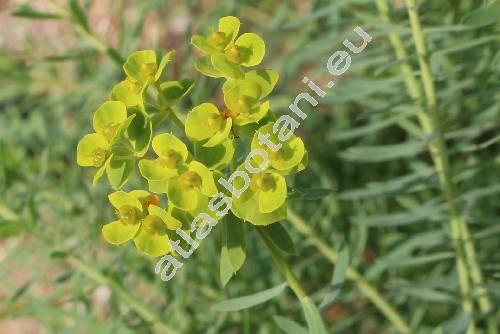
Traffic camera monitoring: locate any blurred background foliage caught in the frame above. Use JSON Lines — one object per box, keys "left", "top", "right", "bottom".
{"left": 0, "top": 0, "right": 499, "bottom": 333}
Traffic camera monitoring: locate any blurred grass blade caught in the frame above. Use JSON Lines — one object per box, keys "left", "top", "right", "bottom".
{"left": 69, "top": 0, "right": 90, "bottom": 32}
{"left": 300, "top": 297, "right": 328, "bottom": 334}
{"left": 12, "top": 5, "right": 62, "bottom": 19}
{"left": 212, "top": 282, "right": 288, "bottom": 312}
{"left": 274, "top": 316, "right": 308, "bottom": 334}
{"left": 320, "top": 242, "right": 349, "bottom": 309}
{"left": 462, "top": 4, "right": 500, "bottom": 27}
{"left": 341, "top": 141, "right": 425, "bottom": 162}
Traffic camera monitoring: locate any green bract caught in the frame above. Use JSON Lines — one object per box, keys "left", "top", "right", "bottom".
{"left": 77, "top": 17, "right": 309, "bottom": 259}
{"left": 185, "top": 103, "right": 233, "bottom": 147}
{"left": 110, "top": 80, "right": 143, "bottom": 109}
{"left": 123, "top": 50, "right": 175, "bottom": 85}
{"left": 93, "top": 101, "right": 135, "bottom": 144}
{"left": 167, "top": 161, "right": 218, "bottom": 211}
{"left": 231, "top": 166, "right": 288, "bottom": 225}
{"left": 158, "top": 79, "right": 195, "bottom": 107}
{"left": 192, "top": 16, "right": 265, "bottom": 79}
{"left": 223, "top": 79, "right": 270, "bottom": 125}
{"left": 139, "top": 133, "right": 189, "bottom": 193}
{"left": 77, "top": 133, "right": 110, "bottom": 168}
{"left": 251, "top": 123, "right": 307, "bottom": 174}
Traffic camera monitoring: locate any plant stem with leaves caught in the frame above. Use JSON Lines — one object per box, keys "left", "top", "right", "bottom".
{"left": 66, "top": 254, "right": 180, "bottom": 334}
{"left": 256, "top": 227, "right": 307, "bottom": 300}
{"left": 287, "top": 208, "right": 412, "bottom": 334}
{"left": 377, "top": 0, "right": 497, "bottom": 332}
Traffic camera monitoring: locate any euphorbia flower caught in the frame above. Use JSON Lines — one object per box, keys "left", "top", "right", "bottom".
{"left": 110, "top": 79, "right": 143, "bottom": 110}
{"left": 167, "top": 161, "right": 218, "bottom": 211}
{"left": 231, "top": 166, "right": 287, "bottom": 225}
{"left": 123, "top": 50, "right": 176, "bottom": 86}
{"left": 139, "top": 133, "right": 189, "bottom": 193}
{"left": 77, "top": 101, "right": 132, "bottom": 169}
{"left": 191, "top": 16, "right": 265, "bottom": 79}
{"left": 102, "top": 190, "right": 182, "bottom": 257}
{"left": 76, "top": 133, "right": 110, "bottom": 169}
{"left": 223, "top": 79, "right": 270, "bottom": 125}
{"left": 251, "top": 123, "right": 307, "bottom": 174}
{"left": 185, "top": 69, "right": 279, "bottom": 143}
{"left": 93, "top": 101, "right": 135, "bottom": 144}
{"left": 185, "top": 103, "right": 233, "bottom": 147}
{"left": 77, "top": 101, "right": 135, "bottom": 188}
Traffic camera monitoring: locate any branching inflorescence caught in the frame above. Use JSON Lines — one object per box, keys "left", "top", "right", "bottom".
{"left": 76, "top": 16, "right": 307, "bottom": 280}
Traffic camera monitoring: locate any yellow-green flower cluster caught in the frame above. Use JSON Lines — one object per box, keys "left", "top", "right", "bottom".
{"left": 191, "top": 16, "right": 265, "bottom": 80}
{"left": 76, "top": 16, "right": 308, "bottom": 261}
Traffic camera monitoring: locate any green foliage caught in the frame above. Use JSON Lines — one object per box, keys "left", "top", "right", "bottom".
{"left": 74, "top": 16, "right": 307, "bottom": 261}
{"left": 3, "top": 1, "right": 500, "bottom": 333}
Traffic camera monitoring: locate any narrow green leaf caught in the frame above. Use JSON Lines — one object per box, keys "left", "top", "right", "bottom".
{"left": 300, "top": 297, "right": 328, "bottom": 334}
{"left": 12, "top": 5, "right": 62, "bottom": 19}
{"left": 462, "top": 5, "right": 500, "bottom": 27}
{"left": 220, "top": 243, "right": 233, "bottom": 287}
{"left": 212, "top": 282, "right": 287, "bottom": 312}
{"left": 225, "top": 214, "right": 246, "bottom": 274}
{"left": 442, "top": 314, "right": 471, "bottom": 334}
{"left": 320, "top": 242, "right": 349, "bottom": 308}
{"left": 493, "top": 51, "right": 500, "bottom": 71}
{"left": 69, "top": 0, "right": 89, "bottom": 32}
{"left": 341, "top": 141, "right": 426, "bottom": 162}
{"left": 274, "top": 316, "right": 308, "bottom": 334}
{"left": 383, "top": 252, "right": 454, "bottom": 268}
{"left": 353, "top": 205, "right": 444, "bottom": 226}
{"left": 293, "top": 187, "right": 333, "bottom": 201}
{"left": 261, "top": 223, "right": 297, "bottom": 255}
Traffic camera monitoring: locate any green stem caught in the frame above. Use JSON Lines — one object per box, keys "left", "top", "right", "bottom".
{"left": 168, "top": 110, "right": 185, "bottom": 131}
{"left": 287, "top": 208, "right": 412, "bottom": 334}
{"left": 66, "top": 254, "right": 180, "bottom": 334}
{"left": 256, "top": 227, "right": 307, "bottom": 300}
{"left": 46, "top": 0, "right": 123, "bottom": 66}
{"left": 395, "top": 1, "right": 496, "bottom": 332}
